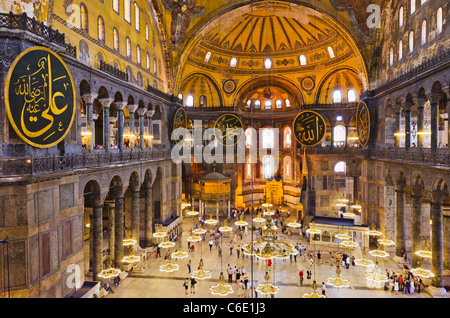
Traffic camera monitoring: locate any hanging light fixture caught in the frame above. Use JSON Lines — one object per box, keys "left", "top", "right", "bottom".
{"left": 412, "top": 242, "right": 434, "bottom": 278}
{"left": 367, "top": 224, "right": 382, "bottom": 236}
{"left": 253, "top": 212, "right": 266, "bottom": 223}
{"left": 234, "top": 214, "right": 248, "bottom": 227}
{"left": 306, "top": 222, "right": 321, "bottom": 235}
{"left": 160, "top": 253, "right": 180, "bottom": 273}
{"left": 303, "top": 280, "right": 327, "bottom": 298}
{"left": 158, "top": 237, "right": 176, "bottom": 249}
{"left": 326, "top": 266, "right": 351, "bottom": 291}
{"left": 218, "top": 220, "right": 233, "bottom": 233}
{"left": 153, "top": 224, "right": 167, "bottom": 238}
{"left": 98, "top": 259, "right": 121, "bottom": 279}
{"left": 186, "top": 210, "right": 199, "bottom": 217}
{"left": 255, "top": 271, "right": 279, "bottom": 297}
{"left": 204, "top": 213, "right": 219, "bottom": 225}
{"left": 191, "top": 259, "right": 212, "bottom": 280}
{"left": 365, "top": 262, "right": 389, "bottom": 284}
{"left": 355, "top": 248, "right": 375, "bottom": 267}
{"left": 210, "top": 272, "right": 234, "bottom": 296}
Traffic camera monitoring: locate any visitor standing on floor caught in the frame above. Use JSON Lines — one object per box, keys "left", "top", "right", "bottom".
{"left": 183, "top": 278, "right": 189, "bottom": 295}
{"left": 187, "top": 259, "right": 191, "bottom": 273}
{"left": 321, "top": 282, "right": 326, "bottom": 296}
{"left": 230, "top": 242, "right": 234, "bottom": 255}
{"left": 190, "top": 277, "right": 197, "bottom": 294}
{"left": 228, "top": 266, "right": 233, "bottom": 283}
{"left": 299, "top": 269, "right": 304, "bottom": 286}
{"left": 209, "top": 239, "right": 213, "bottom": 251}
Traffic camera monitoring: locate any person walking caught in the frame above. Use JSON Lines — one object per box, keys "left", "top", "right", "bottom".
{"left": 410, "top": 279, "right": 415, "bottom": 295}
{"left": 299, "top": 269, "right": 304, "bottom": 286}
{"left": 183, "top": 278, "right": 190, "bottom": 295}
{"left": 236, "top": 245, "right": 241, "bottom": 258}
{"left": 236, "top": 267, "right": 241, "bottom": 283}
{"left": 317, "top": 251, "right": 321, "bottom": 264}
{"left": 253, "top": 280, "right": 259, "bottom": 298}
{"left": 321, "top": 282, "right": 327, "bottom": 296}
{"left": 218, "top": 245, "right": 222, "bottom": 257}
{"left": 394, "top": 278, "right": 399, "bottom": 295}
{"left": 156, "top": 246, "right": 161, "bottom": 258}
{"left": 346, "top": 255, "right": 350, "bottom": 269}
{"left": 227, "top": 266, "right": 233, "bottom": 283}
{"left": 209, "top": 239, "right": 213, "bottom": 251}
{"left": 268, "top": 258, "right": 272, "bottom": 271}
{"left": 187, "top": 259, "right": 191, "bottom": 273}
{"left": 230, "top": 242, "right": 234, "bottom": 255}
{"left": 190, "top": 277, "right": 197, "bottom": 294}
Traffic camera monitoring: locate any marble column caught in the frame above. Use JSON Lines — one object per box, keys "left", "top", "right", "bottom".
{"left": 114, "top": 190, "right": 125, "bottom": 270}
{"left": 137, "top": 108, "right": 146, "bottom": 150}
{"left": 82, "top": 93, "right": 98, "bottom": 151}
{"left": 99, "top": 98, "right": 114, "bottom": 152}
{"left": 147, "top": 110, "right": 155, "bottom": 148}
{"left": 431, "top": 192, "right": 444, "bottom": 288}
{"left": 416, "top": 98, "right": 426, "bottom": 149}
{"left": 130, "top": 186, "right": 141, "bottom": 244}
{"left": 345, "top": 124, "right": 349, "bottom": 148}
{"left": 106, "top": 201, "right": 115, "bottom": 263}
{"left": 330, "top": 125, "right": 335, "bottom": 148}
{"left": 92, "top": 198, "right": 103, "bottom": 281}
{"left": 144, "top": 183, "right": 153, "bottom": 247}
{"left": 126, "top": 104, "right": 138, "bottom": 148}
{"left": 411, "top": 187, "right": 423, "bottom": 268}
{"left": 395, "top": 186, "right": 406, "bottom": 257}
{"left": 430, "top": 94, "right": 440, "bottom": 151}
{"left": 114, "top": 102, "right": 127, "bottom": 153}
{"left": 404, "top": 101, "right": 412, "bottom": 149}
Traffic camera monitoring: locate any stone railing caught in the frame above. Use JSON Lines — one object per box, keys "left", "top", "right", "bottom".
{"left": 146, "top": 85, "right": 181, "bottom": 104}
{"left": 0, "top": 149, "right": 170, "bottom": 177}
{"left": 366, "top": 147, "right": 450, "bottom": 167}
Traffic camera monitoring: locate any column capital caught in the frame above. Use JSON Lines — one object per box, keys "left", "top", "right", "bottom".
{"left": 126, "top": 104, "right": 139, "bottom": 114}
{"left": 92, "top": 113, "right": 99, "bottom": 120}
{"left": 136, "top": 107, "right": 147, "bottom": 117}
{"left": 415, "top": 96, "right": 427, "bottom": 108}
{"left": 411, "top": 184, "right": 424, "bottom": 198}
{"left": 146, "top": 110, "right": 155, "bottom": 118}
{"left": 98, "top": 98, "right": 114, "bottom": 108}
{"left": 404, "top": 100, "right": 414, "bottom": 111}
{"left": 81, "top": 93, "right": 98, "bottom": 104}
{"left": 113, "top": 101, "right": 128, "bottom": 111}
{"left": 432, "top": 190, "right": 446, "bottom": 204}
{"left": 428, "top": 92, "right": 443, "bottom": 105}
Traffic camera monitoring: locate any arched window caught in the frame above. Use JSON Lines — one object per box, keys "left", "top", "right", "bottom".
{"left": 333, "top": 90, "right": 342, "bottom": 103}
{"left": 146, "top": 24, "right": 149, "bottom": 41}
{"left": 245, "top": 128, "right": 253, "bottom": 148}
{"left": 334, "top": 161, "right": 346, "bottom": 174}
{"left": 276, "top": 100, "right": 282, "bottom": 109}
{"left": 327, "top": 46, "right": 335, "bottom": 58}
{"left": 230, "top": 57, "right": 237, "bottom": 68}
{"left": 264, "top": 100, "right": 272, "bottom": 109}
{"left": 124, "top": 0, "right": 131, "bottom": 23}
{"left": 246, "top": 100, "right": 252, "bottom": 108}
{"left": 409, "top": 31, "right": 414, "bottom": 53}
{"left": 410, "top": 0, "right": 416, "bottom": 14}
{"left": 97, "top": 16, "right": 105, "bottom": 42}
{"left": 421, "top": 20, "right": 427, "bottom": 45}
{"left": 398, "top": 40, "right": 403, "bottom": 60}
{"left": 399, "top": 6, "right": 404, "bottom": 28}
{"left": 299, "top": 55, "right": 307, "bottom": 66}
{"left": 134, "top": 2, "right": 140, "bottom": 31}
{"left": 154, "top": 58, "right": 157, "bottom": 75}
{"left": 178, "top": 94, "right": 183, "bottom": 101}
{"left": 437, "top": 8, "right": 443, "bottom": 35}
{"left": 284, "top": 156, "right": 292, "bottom": 181}
{"left": 113, "top": 0, "right": 119, "bottom": 13}
{"left": 264, "top": 58, "right": 272, "bottom": 69}
{"left": 186, "top": 95, "right": 194, "bottom": 107}
{"left": 204, "top": 52, "right": 212, "bottom": 63}
{"left": 333, "top": 125, "right": 346, "bottom": 147}
{"left": 113, "top": 28, "right": 119, "bottom": 51}
{"left": 285, "top": 99, "right": 291, "bottom": 108}
{"left": 262, "top": 128, "right": 274, "bottom": 149}
{"left": 246, "top": 156, "right": 253, "bottom": 180}
{"left": 126, "top": 37, "right": 131, "bottom": 58}
{"left": 348, "top": 89, "right": 357, "bottom": 103}
{"left": 255, "top": 100, "right": 261, "bottom": 109}
{"left": 263, "top": 156, "right": 274, "bottom": 180}
{"left": 146, "top": 53, "right": 150, "bottom": 70}
{"left": 136, "top": 45, "right": 141, "bottom": 65}
{"left": 80, "top": 3, "right": 89, "bottom": 33}
{"left": 284, "top": 127, "right": 292, "bottom": 148}
{"left": 199, "top": 95, "right": 207, "bottom": 107}
{"left": 389, "top": 47, "right": 394, "bottom": 66}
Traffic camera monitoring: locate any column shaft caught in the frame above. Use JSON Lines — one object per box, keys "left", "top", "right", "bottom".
{"left": 92, "top": 200, "right": 103, "bottom": 281}
{"left": 131, "top": 190, "right": 140, "bottom": 244}
{"left": 417, "top": 105, "right": 424, "bottom": 148}
{"left": 114, "top": 195, "right": 125, "bottom": 270}
{"left": 411, "top": 194, "right": 422, "bottom": 268}
{"left": 431, "top": 198, "right": 444, "bottom": 288}
{"left": 118, "top": 109, "right": 124, "bottom": 152}
{"left": 430, "top": 102, "right": 439, "bottom": 150}
{"left": 104, "top": 107, "right": 111, "bottom": 152}
{"left": 87, "top": 102, "right": 95, "bottom": 151}
{"left": 396, "top": 189, "right": 406, "bottom": 257}
{"left": 139, "top": 115, "right": 145, "bottom": 150}
{"left": 145, "top": 186, "right": 153, "bottom": 247}
{"left": 405, "top": 108, "right": 411, "bottom": 148}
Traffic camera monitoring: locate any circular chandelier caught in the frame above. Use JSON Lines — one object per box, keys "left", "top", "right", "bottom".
{"left": 181, "top": 202, "right": 191, "bottom": 209}
{"left": 355, "top": 249, "right": 375, "bottom": 267}
{"left": 204, "top": 214, "right": 219, "bottom": 225}
{"left": 287, "top": 221, "right": 301, "bottom": 228}
{"left": 186, "top": 210, "right": 199, "bottom": 216}
{"left": 303, "top": 280, "right": 327, "bottom": 298}
{"left": 210, "top": 272, "right": 234, "bottom": 297}
{"left": 369, "top": 249, "right": 389, "bottom": 258}
{"left": 191, "top": 259, "right": 212, "bottom": 280}
{"left": 335, "top": 233, "right": 351, "bottom": 241}
{"left": 263, "top": 210, "right": 275, "bottom": 217}
{"left": 234, "top": 215, "right": 248, "bottom": 227}
{"left": 342, "top": 212, "right": 357, "bottom": 218}
{"left": 415, "top": 250, "right": 432, "bottom": 259}
{"left": 410, "top": 267, "right": 435, "bottom": 279}
{"left": 98, "top": 260, "right": 121, "bottom": 279}
{"left": 123, "top": 238, "right": 137, "bottom": 246}
{"left": 341, "top": 240, "right": 358, "bottom": 249}
{"left": 160, "top": 262, "right": 180, "bottom": 273}
{"left": 365, "top": 263, "right": 389, "bottom": 284}
{"left": 253, "top": 213, "right": 266, "bottom": 223}
{"left": 218, "top": 220, "right": 233, "bottom": 233}
{"left": 326, "top": 266, "right": 351, "bottom": 291}
{"left": 171, "top": 249, "right": 189, "bottom": 259}
{"left": 153, "top": 224, "right": 167, "bottom": 238}
{"left": 262, "top": 203, "right": 273, "bottom": 209}
{"left": 193, "top": 228, "right": 207, "bottom": 235}
{"left": 187, "top": 235, "right": 202, "bottom": 242}
{"left": 255, "top": 272, "right": 279, "bottom": 296}
{"left": 122, "top": 254, "right": 141, "bottom": 264}
{"left": 377, "top": 238, "right": 395, "bottom": 247}
{"left": 306, "top": 222, "right": 321, "bottom": 235}
{"left": 367, "top": 224, "right": 382, "bottom": 236}
{"left": 159, "top": 238, "right": 176, "bottom": 249}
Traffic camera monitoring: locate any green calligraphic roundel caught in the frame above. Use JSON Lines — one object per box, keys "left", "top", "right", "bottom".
{"left": 173, "top": 107, "right": 187, "bottom": 143}
{"left": 292, "top": 111, "right": 326, "bottom": 146}
{"left": 356, "top": 101, "right": 371, "bottom": 146}
{"left": 214, "top": 114, "right": 244, "bottom": 146}
{"left": 5, "top": 47, "right": 76, "bottom": 148}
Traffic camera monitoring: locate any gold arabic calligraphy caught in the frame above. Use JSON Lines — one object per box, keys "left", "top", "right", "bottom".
{"left": 293, "top": 112, "right": 325, "bottom": 146}
{"left": 215, "top": 115, "right": 243, "bottom": 145}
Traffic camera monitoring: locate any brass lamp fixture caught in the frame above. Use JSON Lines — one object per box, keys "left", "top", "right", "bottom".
{"left": 306, "top": 222, "right": 321, "bottom": 235}
{"left": 253, "top": 212, "right": 266, "bottom": 223}
{"left": 204, "top": 214, "right": 219, "bottom": 225}
{"left": 412, "top": 242, "right": 435, "bottom": 278}
{"left": 234, "top": 214, "right": 248, "bottom": 227}
{"left": 303, "top": 280, "right": 327, "bottom": 298}
{"left": 210, "top": 272, "right": 234, "bottom": 296}
{"left": 255, "top": 271, "right": 279, "bottom": 297}
{"left": 326, "top": 265, "right": 351, "bottom": 291}
{"left": 218, "top": 220, "right": 233, "bottom": 233}
{"left": 160, "top": 253, "right": 180, "bottom": 273}
{"left": 98, "top": 259, "right": 121, "bottom": 279}
{"left": 191, "top": 259, "right": 212, "bottom": 280}
{"left": 153, "top": 224, "right": 167, "bottom": 239}
{"left": 355, "top": 248, "right": 375, "bottom": 267}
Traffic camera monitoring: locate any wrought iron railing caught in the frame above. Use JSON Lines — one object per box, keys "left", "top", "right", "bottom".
{"left": 99, "top": 60, "right": 128, "bottom": 82}
{"left": 0, "top": 149, "right": 170, "bottom": 177}
{"left": 146, "top": 85, "right": 181, "bottom": 104}
{"left": 0, "top": 12, "right": 65, "bottom": 46}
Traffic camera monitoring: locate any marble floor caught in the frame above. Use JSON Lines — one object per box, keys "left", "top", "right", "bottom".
{"left": 105, "top": 214, "right": 433, "bottom": 299}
